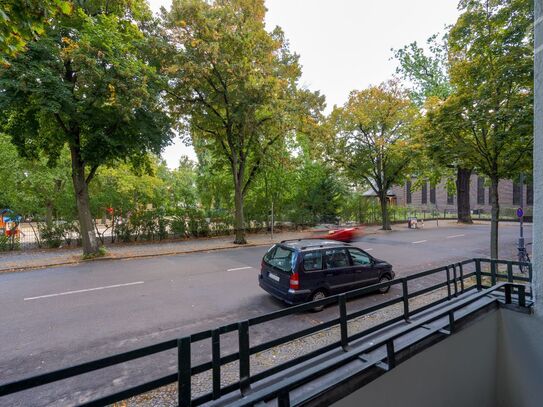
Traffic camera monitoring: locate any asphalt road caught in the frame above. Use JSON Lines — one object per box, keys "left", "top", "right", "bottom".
{"left": 0, "top": 222, "right": 530, "bottom": 406}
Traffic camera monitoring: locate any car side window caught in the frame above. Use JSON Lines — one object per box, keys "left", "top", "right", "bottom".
{"left": 348, "top": 248, "right": 372, "bottom": 265}
{"left": 324, "top": 248, "right": 349, "bottom": 269}
{"left": 303, "top": 251, "right": 323, "bottom": 272}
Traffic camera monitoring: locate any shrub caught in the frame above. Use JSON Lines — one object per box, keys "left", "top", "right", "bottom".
{"left": 37, "top": 221, "right": 79, "bottom": 248}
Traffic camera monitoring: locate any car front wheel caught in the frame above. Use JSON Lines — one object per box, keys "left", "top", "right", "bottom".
{"left": 378, "top": 275, "right": 392, "bottom": 294}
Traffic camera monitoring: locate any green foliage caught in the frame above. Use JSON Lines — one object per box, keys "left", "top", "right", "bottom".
{"left": 393, "top": 33, "right": 453, "bottom": 106}
{"left": 37, "top": 221, "right": 79, "bottom": 248}
{"left": 0, "top": 0, "right": 173, "bottom": 254}
{"left": 330, "top": 80, "right": 419, "bottom": 229}
{"left": 164, "top": 0, "right": 322, "bottom": 243}
{"left": 0, "top": 0, "right": 72, "bottom": 64}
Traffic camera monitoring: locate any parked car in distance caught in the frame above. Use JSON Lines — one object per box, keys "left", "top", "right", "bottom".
{"left": 259, "top": 239, "right": 394, "bottom": 311}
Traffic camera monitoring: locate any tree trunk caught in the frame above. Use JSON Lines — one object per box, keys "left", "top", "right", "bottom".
{"left": 379, "top": 193, "right": 391, "bottom": 230}
{"left": 489, "top": 176, "right": 500, "bottom": 259}
{"left": 456, "top": 167, "right": 473, "bottom": 224}
{"left": 45, "top": 201, "right": 53, "bottom": 226}
{"left": 233, "top": 180, "right": 246, "bottom": 244}
{"left": 70, "top": 147, "right": 99, "bottom": 255}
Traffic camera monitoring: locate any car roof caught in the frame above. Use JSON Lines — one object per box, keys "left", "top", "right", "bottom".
{"left": 279, "top": 239, "right": 351, "bottom": 251}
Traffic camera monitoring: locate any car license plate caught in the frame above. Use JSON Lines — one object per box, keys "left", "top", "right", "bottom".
{"left": 268, "top": 272, "right": 280, "bottom": 282}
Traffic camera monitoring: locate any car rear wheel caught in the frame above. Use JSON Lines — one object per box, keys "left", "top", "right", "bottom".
{"left": 310, "top": 289, "right": 327, "bottom": 312}
{"left": 378, "top": 275, "right": 392, "bottom": 294}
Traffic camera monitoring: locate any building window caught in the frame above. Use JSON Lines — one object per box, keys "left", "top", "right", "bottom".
{"left": 527, "top": 182, "right": 533, "bottom": 205}
{"left": 430, "top": 186, "right": 436, "bottom": 204}
{"left": 406, "top": 180, "right": 412, "bottom": 204}
{"left": 477, "top": 177, "right": 485, "bottom": 205}
{"left": 513, "top": 180, "right": 521, "bottom": 206}
{"left": 447, "top": 191, "right": 454, "bottom": 205}
{"left": 421, "top": 182, "right": 427, "bottom": 204}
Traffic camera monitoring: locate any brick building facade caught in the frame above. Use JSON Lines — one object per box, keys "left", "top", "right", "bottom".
{"left": 390, "top": 174, "right": 533, "bottom": 212}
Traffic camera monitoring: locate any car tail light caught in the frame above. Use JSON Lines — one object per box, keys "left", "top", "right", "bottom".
{"left": 290, "top": 272, "right": 300, "bottom": 290}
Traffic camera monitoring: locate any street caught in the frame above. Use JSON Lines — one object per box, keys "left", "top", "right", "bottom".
{"left": 0, "top": 222, "right": 530, "bottom": 406}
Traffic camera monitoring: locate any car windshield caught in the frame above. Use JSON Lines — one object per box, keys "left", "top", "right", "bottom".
{"left": 264, "top": 245, "right": 295, "bottom": 273}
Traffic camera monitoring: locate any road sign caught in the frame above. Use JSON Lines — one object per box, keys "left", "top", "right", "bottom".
{"left": 517, "top": 207, "right": 524, "bottom": 218}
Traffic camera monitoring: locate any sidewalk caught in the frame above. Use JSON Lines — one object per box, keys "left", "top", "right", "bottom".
{"left": 0, "top": 225, "right": 382, "bottom": 273}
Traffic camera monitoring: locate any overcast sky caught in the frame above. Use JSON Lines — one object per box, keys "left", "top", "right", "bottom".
{"left": 148, "top": 0, "right": 461, "bottom": 168}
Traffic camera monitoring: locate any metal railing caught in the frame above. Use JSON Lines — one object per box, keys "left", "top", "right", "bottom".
{"left": 0, "top": 259, "right": 532, "bottom": 406}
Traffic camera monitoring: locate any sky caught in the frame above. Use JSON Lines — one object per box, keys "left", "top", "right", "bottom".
{"left": 148, "top": 0, "right": 461, "bottom": 168}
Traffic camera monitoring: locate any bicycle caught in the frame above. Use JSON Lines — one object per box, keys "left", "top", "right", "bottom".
{"left": 518, "top": 242, "right": 532, "bottom": 273}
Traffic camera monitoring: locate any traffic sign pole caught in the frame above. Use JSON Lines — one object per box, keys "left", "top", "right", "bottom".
{"left": 518, "top": 174, "right": 525, "bottom": 254}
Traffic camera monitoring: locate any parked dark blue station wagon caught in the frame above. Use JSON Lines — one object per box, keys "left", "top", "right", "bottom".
{"left": 259, "top": 239, "right": 395, "bottom": 308}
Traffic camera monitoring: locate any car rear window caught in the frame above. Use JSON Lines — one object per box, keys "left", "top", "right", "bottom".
{"left": 303, "top": 251, "right": 323, "bottom": 271}
{"left": 264, "top": 245, "right": 295, "bottom": 273}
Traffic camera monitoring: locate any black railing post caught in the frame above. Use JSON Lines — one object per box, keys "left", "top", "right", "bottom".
{"left": 458, "top": 263, "right": 465, "bottom": 293}
{"left": 238, "top": 321, "right": 251, "bottom": 396}
{"left": 505, "top": 284, "right": 512, "bottom": 304}
{"left": 448, "top": 310, "right": 455, "bottom": 333}
{"left": 476, "top": 259, "right": 482, "bottom": 291}
{"left": 446, "top": 267, "right": 452, "bottom": 300}
{"left": 386, "top": 340, "right": 396, "bottom": 369}
{"left": 452, "top": 264, "right": 458, "bottom": 297}
{"left": 211, "top": 329, "right": 221, "bottom": 400}
{"left": 402, "top": 278, "right": 410, "bottom": 321}
{"left": 490, "top": 260, "right": 497, "bottom": 286}
{"left": 339, "top": 294, "right": 349, "bottom": 351}
{"left": 518, "top": 285, "right": 526, "bottom": 307}
{"left": 278, "top": 390, "right": 291, "bottom": 407}
{"left": 507, "top": 262, "right": 514, "bottom": 283}
{"left": 178, "top": 336, "right": 192, "bottom": 407}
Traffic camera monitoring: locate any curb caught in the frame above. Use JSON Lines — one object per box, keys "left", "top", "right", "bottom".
{"left": 0, "top": 228, "right": 385, "bottom": 274}
{"left": 0, "top": 241, "right": 276, "bottom": 274}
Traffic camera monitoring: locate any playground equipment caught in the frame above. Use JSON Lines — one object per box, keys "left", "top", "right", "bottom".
{"left": 0, "top": 209, "right": 21, "bottom": 237}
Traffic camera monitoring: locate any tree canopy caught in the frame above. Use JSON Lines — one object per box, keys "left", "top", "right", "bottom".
{"left": 0, "top": 0, "right": 173, "bottom": 254}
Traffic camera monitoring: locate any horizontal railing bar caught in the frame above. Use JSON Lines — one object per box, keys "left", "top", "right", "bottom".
{"left": 344, "top": 279, "right": 403, "bottom": 299}
{"left": 249, "top": 296, "right": 338, "bottom": 325}
{"left": 347, "top": 315, "right": 405, "bottom": 343}
{"left": 407, "top": 281, "right": 449, "bottom": 299}
{"left": 79, "top": 373, "right": 177, "bottom": 407}
{"left": 479, "top": 272, "right": 531, "bottom": 282}
{"left": 0, "top": 339, "right": 177, "bottom": 396}
{"left": 347, "top": 297, "right": 404, "bottom": 320}
{"left": 229, "top": 283, "right": 518, "bottom": 406}
{"left": 404, "top": 265, "right": 448, "bottom": 280}
{"left": 477, "top": 258, "right": 531, "bottom": 267}
{"left": 0, "top": 259, "right": 528, "bottom": 407}
{"left": 192, "top": 340, "right": 344, "bottom": 406}
{"left": 250, "top": 318, "right": 341, "bottom": 355}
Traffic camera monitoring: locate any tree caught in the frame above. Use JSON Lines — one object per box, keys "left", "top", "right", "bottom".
{"left": 0, "top": 0, "right": 72, "bottom": 64}
{"left": 164, "top": 0, "right": 312, "bottom": 244}
{"left": 0, "top": 0, "right": 173, "bottom": 254}
{"left": 0, "top": 134, "right": 73, "bottom": 222}
{"left": 394, "top": 34, "right": 473, "bottom": 223}
{"left": 331, "top": 80, "right": 419, "bottom": 230}
{"left": 427, "top": 0, "right": 533, "bottom": 258}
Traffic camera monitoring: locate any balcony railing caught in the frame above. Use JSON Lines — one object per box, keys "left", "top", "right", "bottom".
{"left": 0, "top": 258, "right": 532, "bottom": 407}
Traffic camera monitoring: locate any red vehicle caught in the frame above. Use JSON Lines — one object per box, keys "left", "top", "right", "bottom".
{"left": 311, "top": 226, "right": 363, "bottom": 242}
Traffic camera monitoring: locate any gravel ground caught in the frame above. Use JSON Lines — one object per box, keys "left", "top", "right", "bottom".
{"left": 122, "top": 280, "right": 477, "bottom": 407}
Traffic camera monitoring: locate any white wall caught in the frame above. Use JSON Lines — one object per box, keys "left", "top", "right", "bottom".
{"left": 333, "top": 311, "right": 499, "bottom": 407}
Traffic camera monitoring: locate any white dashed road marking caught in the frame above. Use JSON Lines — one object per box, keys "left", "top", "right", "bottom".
{"left": 412, "top": 240, "right": 427, "bottom": 244}
{"left": 227, "top": 266, "right": 253, "bottom": 272}
{"left": 24, "top": 281, "right": 145, "bottom": 301}
{"left": 446, "top": 234, "right": 465, "bottom": 239}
